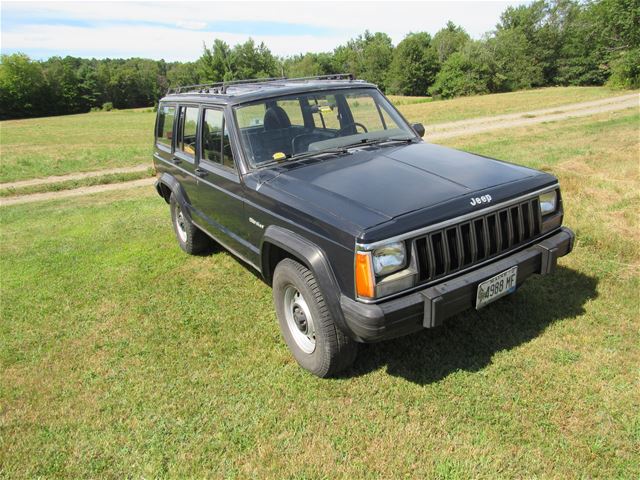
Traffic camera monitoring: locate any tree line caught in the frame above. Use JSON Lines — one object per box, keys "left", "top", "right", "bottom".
{"left": 1, "top": 0, "right": 637, "bottom": 120}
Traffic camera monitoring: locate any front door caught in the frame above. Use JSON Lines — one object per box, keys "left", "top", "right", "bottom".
{"left": 189, "top": 107, "right": 253, "bottom": 259}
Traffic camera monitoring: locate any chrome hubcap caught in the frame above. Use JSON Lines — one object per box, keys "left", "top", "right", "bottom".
{"left": 175, "top": 206, "right": 188, "bottom": 242}
{"left": 283, "top": 285, "right": 316, "bottom": 354}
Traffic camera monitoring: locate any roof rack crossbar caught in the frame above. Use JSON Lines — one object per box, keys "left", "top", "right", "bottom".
{"left": 167, "top": 73, "right": 355, "bottom": 95}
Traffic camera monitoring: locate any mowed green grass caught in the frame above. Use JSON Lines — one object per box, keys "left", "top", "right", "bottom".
{"left": 1, "top": 106, "right": 638, "bottom": 477}
{"left": 0, "top": 109, "right": 155, "bottom": 184}
{"left": 0, "top": 87, "right": 631, "bottom": 184}
{"left": 392, "top": 86, "right": 637, "bottom": 125}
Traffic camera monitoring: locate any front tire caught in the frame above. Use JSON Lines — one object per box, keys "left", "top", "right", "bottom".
{"left": 273, "top": 258, "right": 357, "bottom": 377}
{"left": 169, "top": 193, "right": 211, "bottom": 255}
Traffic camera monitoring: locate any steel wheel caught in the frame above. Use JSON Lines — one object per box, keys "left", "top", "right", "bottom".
{"left": 283, "top": 284, "right": 316, "bottom": 354}
{"left": 174, "top": 204, "right": 188, "bottom": 242}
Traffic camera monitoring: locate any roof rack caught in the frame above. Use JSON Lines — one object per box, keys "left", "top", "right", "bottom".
{"left": 167, "top": 73, "right": 355, "bottom": 95}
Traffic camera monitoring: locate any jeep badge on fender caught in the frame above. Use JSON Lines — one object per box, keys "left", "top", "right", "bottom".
{"left": 152, "top": 74, "right": 574, "bottom": 377}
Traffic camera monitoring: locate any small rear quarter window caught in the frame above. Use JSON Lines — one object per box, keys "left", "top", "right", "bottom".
{"left": 156, "top": 104, "right": 176, "bottom": 148}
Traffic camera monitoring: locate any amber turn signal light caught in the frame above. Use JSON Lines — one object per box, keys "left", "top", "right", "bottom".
{"left": 355, "top": 252, "right": 375, "bottom": 298}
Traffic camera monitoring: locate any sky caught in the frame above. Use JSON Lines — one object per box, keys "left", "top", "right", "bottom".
{"left": 1, "top": 0, "right": 530, "bottom": 61}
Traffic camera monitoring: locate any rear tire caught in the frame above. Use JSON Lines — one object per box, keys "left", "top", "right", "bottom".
{"left": 169, "top": 193, "right": 211, "bottom": 255}
{"left": 273, "top": 258, "right": 357, "bottom": 377}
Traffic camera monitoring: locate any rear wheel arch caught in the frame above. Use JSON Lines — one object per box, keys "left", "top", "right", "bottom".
{"left": 157, "top": 173, "right": 190, "bottom": 215}
{"left": 156, "top": 181, "right": 172, "bottom": 203}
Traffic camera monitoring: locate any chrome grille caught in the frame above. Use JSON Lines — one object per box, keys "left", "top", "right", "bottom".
{"left": 414, "top": 197, "right": 542, "bottom": 282}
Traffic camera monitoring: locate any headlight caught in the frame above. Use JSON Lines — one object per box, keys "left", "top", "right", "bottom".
{"left": 539, "top": 190, "right": 557, "bottom": 215}
{"left": 372, "top": 242, "right": 406, "bottom": 276}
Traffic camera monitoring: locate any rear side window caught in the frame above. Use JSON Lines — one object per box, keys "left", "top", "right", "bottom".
{"left": 156, "top": 104, "right": 175, "bottom": 148}
{"left": 176, "top": 106, "right": 199, "bottom": 157}
{"left": 202, "top": 109, "right": 235, "bottom": 170}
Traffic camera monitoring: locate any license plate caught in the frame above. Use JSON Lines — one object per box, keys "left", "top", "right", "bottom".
{"left": 476, "top": 266, "right": 518, "bottom": 309}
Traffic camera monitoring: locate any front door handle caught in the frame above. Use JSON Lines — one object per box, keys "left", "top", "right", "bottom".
{"left": 195, "top": 168, "right": 208, "bottom": 177}
{"left": 172, "top": 157, "right": 182, "bottom": 165}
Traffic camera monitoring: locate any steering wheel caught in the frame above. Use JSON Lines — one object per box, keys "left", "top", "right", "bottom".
{"left": 291, "top": 133, "right": 317, "bottom": 155}
{"left": 337, "top": 122, "right": 368, "bottom": 136}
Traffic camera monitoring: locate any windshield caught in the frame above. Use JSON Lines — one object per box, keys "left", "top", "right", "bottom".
{"left": 234, "top": 88, "right": 416, "bottom": 167}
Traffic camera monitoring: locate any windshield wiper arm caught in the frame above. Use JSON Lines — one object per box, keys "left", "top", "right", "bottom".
{"left": 342, "top": 136, "right": 417, "bottom": 149}
{"left": 288, "top": 147, "right": 350, "bottom": 162}
{"left": 258, "top": 147, "right": 350, "bottom": 168}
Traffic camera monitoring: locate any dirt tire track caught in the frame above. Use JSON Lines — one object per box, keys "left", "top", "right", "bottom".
{"left": 0, "top": 178, "right": 155, "bottom": 207}
{"left": 427, "top": 94, "right": 638, "bottom": 140}
{"left": 0, "top": 164, "right": 151, "bottom": 190}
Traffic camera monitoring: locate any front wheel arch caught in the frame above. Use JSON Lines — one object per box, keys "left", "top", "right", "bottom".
{"left": 260, "top": 226, "right": 355, "bottom": 340}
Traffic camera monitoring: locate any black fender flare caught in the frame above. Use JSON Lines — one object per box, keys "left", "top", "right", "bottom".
{"left": 261, "top": 225, "right": 354, "bottom": 338}
{"left": 157, "top": 173, "right": 194, "bottom": 220}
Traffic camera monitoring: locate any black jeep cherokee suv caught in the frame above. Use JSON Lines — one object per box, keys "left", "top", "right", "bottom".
{"left": 153, "top": 75, "right": 574, "bottom": 377}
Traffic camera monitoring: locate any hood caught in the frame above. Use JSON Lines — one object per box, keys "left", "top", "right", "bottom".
{"left": 260, "top": 142, "right": 554, "bottom": 236}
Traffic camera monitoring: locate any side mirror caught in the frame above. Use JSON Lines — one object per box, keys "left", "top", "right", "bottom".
{"left": 412, "top": 123, "right": 425, "bottom": 138}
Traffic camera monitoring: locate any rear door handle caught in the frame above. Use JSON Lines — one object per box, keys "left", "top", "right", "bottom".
{"left": 172, "top": 157, "right": 182, "bottom": 165}
{"left": 195, "top": 168, "right": 208, "bottom": 177}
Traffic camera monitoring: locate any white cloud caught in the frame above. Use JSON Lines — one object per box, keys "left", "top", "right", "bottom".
{"left": 1, "top": 1, "right": 529, "bottom": 60}
{"left": 176, "top": 20, "right": 208, "bottom": 30}
{"left": 1, "top": 23, "right": 347, "bottom": 60}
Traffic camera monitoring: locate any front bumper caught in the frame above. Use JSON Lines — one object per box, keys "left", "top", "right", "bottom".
{"left": 340, "top": 227, "right": 575, "bottom": 342}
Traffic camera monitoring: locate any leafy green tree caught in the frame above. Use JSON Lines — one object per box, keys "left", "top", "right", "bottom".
{"left": 491, "top": 28, "right": 545, "bottom": 91}
{"left": 387, "top": 32, "right": 439, "bottom": 95}
{"left": 200, "top": 39, "right": 233, "bottom": 82}
{"left": 76, "top": 62, "right": 101, "bottom": 110}
{"left": 167, "top": 61, "right": 201, "bottom": 89}
{"left": 333, "top": 31, "right": 394, "bottom": 90}
{"left": 558, "top": 0, "right": 639, "bottom": 85}
{"left": 429, "top": 42, "right": 496, "bottom": 98}
{"left": 432, "top": 21, "right": 470, "bottom": 63}
{"left": 0, "top": 53, "right": 48, "bottom": 118}
{"left": 200, "top": 38, "right": 280, "bottom": 82}
{"left": 231, "top": 39, "right": 280, "bottom": 79}
{"left": 607, "top": 47, "right": 640, "bottom": 88}
{"left": 43, "top": 56, "right": 86, "bottom": 114}
{"left": 497, "top": 0, "right": 570, "bottom": 85}
{"left": 283, "top": 53, "right": 324, "bottom": 77}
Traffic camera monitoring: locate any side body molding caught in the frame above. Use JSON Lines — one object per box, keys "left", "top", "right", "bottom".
{"left": 261, "top": 225, "right": 355, "bottom": 338}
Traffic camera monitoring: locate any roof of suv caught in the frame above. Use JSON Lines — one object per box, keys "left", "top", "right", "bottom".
{"left": 160, "top": 75, "right": 377, "bottom": 106}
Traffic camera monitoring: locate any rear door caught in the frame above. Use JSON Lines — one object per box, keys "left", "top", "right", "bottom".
{"left": 172, "top": 104, "right": 200, "bottom": 208}
{"left": 189, "top": 106, "right": 253, "bottom": 258}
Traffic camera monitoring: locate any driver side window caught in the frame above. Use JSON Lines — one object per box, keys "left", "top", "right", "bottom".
{"left": 201, "top": 108, "right": 235, "bottom": 170}
{"left": 345, "top": 95, "right": 391, "bottom": 131}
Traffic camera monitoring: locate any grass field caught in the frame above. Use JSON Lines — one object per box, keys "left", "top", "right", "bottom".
{"left": 392, "top": 86, "right": 636, "bottom": 125}
{"left": 1, "top": 98, "right": 638, "bottom": 477}
{"left": 0, "top": 86, "right": 632, "bottom": 184}
{"left": 0, "top": 169, "right": 154, "bottom": 197}
{"left": 0, "top": 108, "right": 155, "bottom": 184}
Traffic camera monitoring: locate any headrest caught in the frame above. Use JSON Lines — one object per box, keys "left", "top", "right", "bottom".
{"left": 263, "top": 105, "right": 291, "bottom": 130}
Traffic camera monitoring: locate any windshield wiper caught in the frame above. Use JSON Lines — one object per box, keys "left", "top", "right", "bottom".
{"left": 290, "top": 147, "right": 350, "bottom": 162}
{"left": 258, "top": 147, "right": 350, "bottom": 168}
{"left": 342, "top": 136, "right": 417, "bottom": 149}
